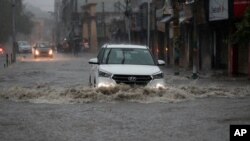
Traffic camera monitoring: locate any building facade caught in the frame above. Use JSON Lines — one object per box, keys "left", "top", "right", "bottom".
{"left": 127, "top": 0, "right": 250, "bottom": 78}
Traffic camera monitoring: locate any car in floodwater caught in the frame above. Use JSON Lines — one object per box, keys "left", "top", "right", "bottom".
{"left": 33, "top": 42, "right": 54, "bottom": 58}
{"left": 88, "top": 44, "right": 165, "bottom": 89}
{"left": 17, "top": 41, "right": 32, "bottom": 53}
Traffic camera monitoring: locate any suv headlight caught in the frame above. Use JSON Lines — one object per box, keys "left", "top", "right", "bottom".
{"left": 98, "top": 70, "right": 112, "bottom": 78}
{"left": 49, "top": 49, "right": 53, "bottom": 55}
{"left": 35, "top": 50, "right": 39, "bottom": 55}
{"left": 152, "top": 72, "right": 164, "bottom": 79}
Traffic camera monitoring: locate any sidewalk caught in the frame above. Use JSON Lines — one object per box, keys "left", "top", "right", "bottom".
{"left": 161, "top": 66, "right": 249, "bottom": 87}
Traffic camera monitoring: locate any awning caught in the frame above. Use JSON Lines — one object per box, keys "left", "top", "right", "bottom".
{"left": 157, "top": 15, "right": 173, "bottom": 32}
{"left": 179, "top": 16, "right": 193, "bottom": 24}
{"left": 160, "top": 16, "right": 173, "bottom": 23}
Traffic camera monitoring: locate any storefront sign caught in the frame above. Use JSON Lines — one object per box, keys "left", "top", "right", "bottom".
{"left": 209, "top": 0, "right": 229, "bottom": 21}
{"left": 234, "top": 0, "right": 250, "bottom": 18}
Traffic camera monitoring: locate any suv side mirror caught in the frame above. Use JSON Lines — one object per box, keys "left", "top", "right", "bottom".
{"left": 89, "top": 58, "right": 99, "bottom": 64}
{"left": 157, "top": 60, "right": 165, "bottom": 66}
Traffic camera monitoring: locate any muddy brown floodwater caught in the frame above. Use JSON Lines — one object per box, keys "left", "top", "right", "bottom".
{"left": 0, "top": 52, "right": 249, "bottom": 141}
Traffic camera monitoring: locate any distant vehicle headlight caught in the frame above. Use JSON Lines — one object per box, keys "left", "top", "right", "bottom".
{"left": 49, "top": 49, "right": 53, "bottom": 55}
{"left": 98, "top": 70, "right": 112, "bottom": 78}
{"left": 35, "top": 50, "right": 39, "bottom": 55}
{"left": 152, "top": 72, "right": 164, "bottom": 79}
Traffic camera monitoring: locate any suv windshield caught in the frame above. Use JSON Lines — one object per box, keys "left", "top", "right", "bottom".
{"left": 18, "top": 41, "right": 29, "bottom": 46}
{"left": 101, "top": 48, "right": 155, "bottom": 65}
{"left": 38, "top": 42, "right": 50, "bottom": 48}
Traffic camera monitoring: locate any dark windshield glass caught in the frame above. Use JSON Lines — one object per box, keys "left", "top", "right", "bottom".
{"left": 38, "top": 43, "right": 50, "bottom": 48}
{"left": 18, "top": 41, "right": 29, "bottom": 46}
{"left": 102, "top": 48, "right": 155, "bottom": 65}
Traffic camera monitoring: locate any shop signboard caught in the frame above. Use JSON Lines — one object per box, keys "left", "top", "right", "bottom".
{"left": 209, "top": 0, "right": 229, "bottom": 21}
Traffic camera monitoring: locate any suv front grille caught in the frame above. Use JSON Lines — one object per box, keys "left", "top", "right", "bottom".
{"left": 112, "top": 75, "right": 152, "bottom": 86}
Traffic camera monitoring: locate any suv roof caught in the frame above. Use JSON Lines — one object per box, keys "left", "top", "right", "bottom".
{"left": 102, "top": 44, "right": 148, "bottom": 49}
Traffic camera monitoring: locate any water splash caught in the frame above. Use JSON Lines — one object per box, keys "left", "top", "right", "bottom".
{"left": 0, "top": 84, "right": 249, "bottom": 104}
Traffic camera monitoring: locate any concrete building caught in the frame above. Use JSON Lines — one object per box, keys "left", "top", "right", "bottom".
{"left": 55, "top": 0, "right": 84, "bottom": 52}
{"left": 82, "top": 3, "right": 98, "bottom": 52}
{"left": 81, "top": 0, "right": 125, "bottom": 50}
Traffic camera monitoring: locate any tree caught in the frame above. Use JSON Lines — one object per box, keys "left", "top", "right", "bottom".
{"left": 0, "top": 0, "right": 12, "bottom": 43}
{"left": 231, "top": 8, "right": 250, "bottom": 79}
{"left": 0, "top": 0, "right": 33, "bottom": 43}
{"left": 232, "top": 8, "right": 250, "bottom": 45}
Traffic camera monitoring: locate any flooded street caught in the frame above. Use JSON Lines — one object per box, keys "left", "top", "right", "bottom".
{"left": 1, "top": 0, "right": 250, "bottom": 140}
{"left": 1, "top": 97, "right": 250, "bottom": 141}
{"left": 0, "top": 52, "right": 250, "bottom": 141}
{"left": 0, "top": 53, "right": 249, "bottom": 104}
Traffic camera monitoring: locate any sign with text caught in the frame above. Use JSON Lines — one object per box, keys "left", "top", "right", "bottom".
{"left": 230, "top": 125, "right": 250, "bottom": 141}
{"left": 209, "top": 0, "right": 229, "bottom": 21}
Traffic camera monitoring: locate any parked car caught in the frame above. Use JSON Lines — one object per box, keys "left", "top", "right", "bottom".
{"left": 17, "top": 41, "right": 32, "bottom": 53}
{"left": 33, "top": 42, "right": 54, "bottom": 58}
{"left": 88, "top": 44, "right": 165, "bottom": 89}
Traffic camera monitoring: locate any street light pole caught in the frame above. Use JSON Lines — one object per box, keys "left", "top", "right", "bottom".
{"left": 125, "top": 0, "right": 131, "bottom": 43}
{"left": 12, "top": 0, "right": 16, "bottom": 63}
{"left": 147, "top": 0, "right": 150, "bottom": 47}
{"left": 102, "top": 2, "right": 107, "bottom": 41}
{"left": 173, "top": 0, "right": 180, "bottom": 75}
{"left": 183, "top": 0, "right": 198, "bottom": 79}
{"left": 191, "top": 0, "right": 198, "bottom": 79}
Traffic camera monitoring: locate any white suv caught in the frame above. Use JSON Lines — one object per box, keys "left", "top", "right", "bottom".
{"left": 88, "top": 44, "right": 165, "bottom": 89}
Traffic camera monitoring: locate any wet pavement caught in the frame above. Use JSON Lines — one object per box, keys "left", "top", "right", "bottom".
{"left": 0, "top": 97, "right": 250, "bottom": 141}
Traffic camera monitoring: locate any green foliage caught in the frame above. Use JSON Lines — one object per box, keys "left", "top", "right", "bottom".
{"left": 232, "top": 8, "right": 250, "bottom": 45}
{"left": 0, "top": 0, "right": 12, "bottom": 43}
{"left": 0, "top": 0, "right": 33, "bottom": 43}
{"left": 16, "top": 10, "right": 34, "bottom": 35}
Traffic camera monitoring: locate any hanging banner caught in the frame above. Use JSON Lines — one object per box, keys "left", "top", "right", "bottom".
{"left": 209, "top": 0, "right": 229, "bottom": 21}
{"left": 234, "top": 0, "right": 250, "bottom": 18}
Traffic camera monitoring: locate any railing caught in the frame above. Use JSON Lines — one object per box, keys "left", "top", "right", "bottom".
{"left": 0, "top": 50, "right": 14, "bottom": 70}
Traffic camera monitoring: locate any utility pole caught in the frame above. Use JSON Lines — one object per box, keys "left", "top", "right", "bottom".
{"left": 191, "top": 0, "right": 198, "bottom": 79}
{"left": 125, "top": 0, "right": 131, "bottom": 43}
{"left": 102, "top": 2, "right": 106, "bottom": 41}
{"left": 11, "top": 0, "right": 16, "bottom": 63}
{"left": 182, "top": 0, "right": 198, "bottom": 79}
{"left": 75, "top": 0, "right": 77, "bottom": 12}
{"left": 147, "top": 0, "right": 150, "bottom": 47}
{"left": 172, "top": 0, "right": 180, "bottom": 75}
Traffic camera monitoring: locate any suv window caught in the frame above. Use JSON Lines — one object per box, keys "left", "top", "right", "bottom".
{"left": 97, "top": 48, "right": 111, "bottom": 64}
{"left": 18, "top": 41, "right": 29, "bottom": 46}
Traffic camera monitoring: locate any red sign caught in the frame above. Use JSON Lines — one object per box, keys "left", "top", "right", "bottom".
{"left": 234, "top": 0, "right": 250, "bottom": 18}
